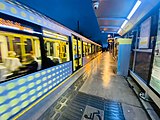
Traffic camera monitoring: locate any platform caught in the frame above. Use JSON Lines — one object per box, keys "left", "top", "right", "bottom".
{"left": 17, "top": 53, "right": 149, "bottom": 120}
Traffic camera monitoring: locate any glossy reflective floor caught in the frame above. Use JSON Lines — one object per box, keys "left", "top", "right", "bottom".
{"left": 37, "top": 52, "right": 149, "bottom": 120}
{"left": 80, "top": 52, "right": 149, "bottom": 120}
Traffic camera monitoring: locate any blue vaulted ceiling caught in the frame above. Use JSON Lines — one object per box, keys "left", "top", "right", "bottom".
{"left": 16, "top": 0, "right": 107, "bottom": 45}
{"left": 16, "top": 0, "right": 160, "bottom": 47}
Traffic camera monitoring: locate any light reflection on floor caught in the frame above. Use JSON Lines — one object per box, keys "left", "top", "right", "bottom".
{"left": 80, "top": 52, "right": 149, "bottom": 120}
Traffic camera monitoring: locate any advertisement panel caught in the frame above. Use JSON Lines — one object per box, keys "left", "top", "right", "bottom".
{"left": 149, "top": 11, "right": 160, "bottom": 95}
{"left": 139, "top": 17, "right": 151, "bottom": 48}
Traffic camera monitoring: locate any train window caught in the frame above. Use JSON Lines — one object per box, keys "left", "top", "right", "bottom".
{"left": 83, "top": 42, "right": 88, "bottom": 56}
{"left": 92, "top": 44, "right": 95, "bottom": 54}
{"left": 45, "top": 41, "right": 53, "bottom": 56}
{"left": 72, "top": 36, "right": 82, "bottom": 71}
{"left": 24, "top": 38, "right": 33, "bottom": 53}
{"left": 32, "top": 39, "right": 41, "bottom": 60}
{"left": 0, "top": 32, "right": 41, "bottom": 82}
{"left": 78, "top": 40, "right": 82, "bottom": 66}
{"left": 13, "top": 37, "right": 22, "bottom": 60}
{"left": 44, "top": 38, "right": 70, "bottom": 66}
{"left": 6, "top": 36, "right": 11, "bottom": 51}
{"left": 78, "top": 40, "right": 82, "bottom": 57}
{"left": 88, "top": 44, "right": 91, "bottom": 54}
{"left": 86, "top": 46, "right": 89, "bottom": 55}
{"left": 73, "top": 38, "right": 78, "bottom": 57}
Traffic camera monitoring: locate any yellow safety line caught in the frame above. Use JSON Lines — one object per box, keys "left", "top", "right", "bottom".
{"left": 13, "top": 53, "right": 102, "bottom": 120}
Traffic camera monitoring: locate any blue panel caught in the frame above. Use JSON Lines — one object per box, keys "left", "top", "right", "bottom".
{"left": 117, "top": 45, "right": 131, "bottom": 76}
{"left": 0, "top": 61, "right": 72, "bottom": 120}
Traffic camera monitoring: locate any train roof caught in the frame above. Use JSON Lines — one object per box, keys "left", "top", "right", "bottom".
{"left": 0, "top": 0, "right": 101, "bottom": 47}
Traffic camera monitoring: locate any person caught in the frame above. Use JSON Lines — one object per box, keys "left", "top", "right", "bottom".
{"left": 4, "top": 51, "right": 22, "bottom": 71}
{"left": 22, "top": 54, "right": 38, "bottom": 73}
{"left": 30, "top": 51, "right": 38, "bottom": 61}
{"left": 7, "top": 54, "right": 38, "bottom": 79}
{"left": 42, "top": 49, "right": 56, "bottom": 69}
{"left": 8, "top": 51, "right": 16, "bottom": 57}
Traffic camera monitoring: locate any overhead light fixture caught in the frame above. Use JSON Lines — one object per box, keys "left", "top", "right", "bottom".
{"left": 118, "top": 28, "right": 122, "bottom": 34}
{"left": 117, "top": 0, "right": 141, "bottom": 34}
{"left": 127, "top": 0, "right": 142, "bottom": 19}
{"left": 121, "top": 20, "right": 128, "bottom": 29}
{"left": 108, "top": 34, "right": 111, "bottom": 37}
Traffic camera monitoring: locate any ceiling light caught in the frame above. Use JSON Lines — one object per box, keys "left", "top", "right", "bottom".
{"left": 121, "top": 20, "right": 128, "bottom": 29}
{"left": 118, "top": 28, "right": 122, "bottom": 34}
{"left": 127, "top": 0, "right": 141, "bottom": 19}
{"left": 117, "top": 0, "right": 141, "bottom": 34}
{"left": 108, "top": 34, "right": 111, "bottom": 37}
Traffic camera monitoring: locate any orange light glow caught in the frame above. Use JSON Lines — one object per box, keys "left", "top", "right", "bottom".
{"left": 102, "top": 52, "right": 114, "bottom": 88}
{"left": 0, "top": 18, "right": 33, "bottom": 31}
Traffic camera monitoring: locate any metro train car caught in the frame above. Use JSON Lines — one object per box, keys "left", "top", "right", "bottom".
{"left": 0, "top": 0, "right": 102, "bottom": 119}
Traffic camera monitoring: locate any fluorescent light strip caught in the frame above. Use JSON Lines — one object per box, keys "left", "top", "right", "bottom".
{"left": 118, "top": 28, "right": 122, "bottom": 34}
{"left": 117, "top": 0, "right": 141, "bottom": 34}
{"left": 117, "top": 20, "right": 128, "bottom": 34}
{"left": 121, "top": 20, "right": 128, "bottom": 29}
{"left": 127, "top": 0, "right": 141, "bottom": 19}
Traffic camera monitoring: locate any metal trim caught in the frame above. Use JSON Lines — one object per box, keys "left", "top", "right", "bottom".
{"left": 130, "top": 70, "right": 160, "bottom": 109}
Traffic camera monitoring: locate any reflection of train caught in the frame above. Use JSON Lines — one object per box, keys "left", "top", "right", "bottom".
{"left": 0, "top": 1, "right": 101, "bottom": 119}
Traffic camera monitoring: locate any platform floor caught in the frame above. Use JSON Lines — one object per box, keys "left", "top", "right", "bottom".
{"left": 80, "top": 52, "right": 149, "bottom": 120}
{"left": 39, "top": 52, "right": 149, "bottom": 120}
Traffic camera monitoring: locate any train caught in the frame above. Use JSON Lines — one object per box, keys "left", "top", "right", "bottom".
{"left": 0, "top": 0, "right": 102, "bottom": 119}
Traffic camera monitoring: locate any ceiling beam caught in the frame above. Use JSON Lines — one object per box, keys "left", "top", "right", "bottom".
{"left": 98, "top": 17, "right": 127, "bottom": 21}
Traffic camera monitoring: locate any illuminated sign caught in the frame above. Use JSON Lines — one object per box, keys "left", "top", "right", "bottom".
{"left": 0, "top": 18, "right": 33, "bottom": 32}
{"left": 139, "top": 17, "right": 151, "bottom": 48}
{"left": 43, "top": 29, "right": 68, "bottom": 41}
{"left": 150, "top": 10, "right": 160, "bottom": 95}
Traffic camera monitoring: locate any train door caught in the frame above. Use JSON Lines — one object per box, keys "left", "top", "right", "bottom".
{"left": 72, "top": 36, "right": 82, "bottom": 71}
{"left": 72, "top": 36, "right": 78, "bottom": 71}
{"left": 59, "top": 41, "right": 68, "bottom": 63}
{"left": 83, "top": 42, "right": 87, "bottom": 56}
{"left": 66, "top": 42, "right": 70, "bottom": 61}
{"left": 88, "top": 43, "right": 91, "bottom": 55}
{"left": 78, "top": 39, "right": 82, "bottom": 66}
